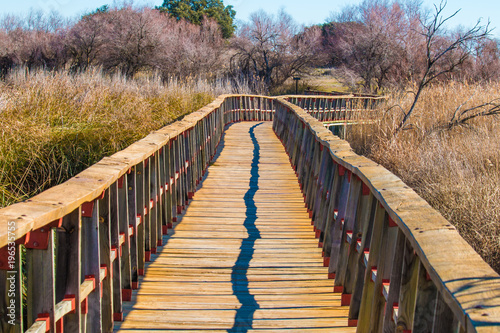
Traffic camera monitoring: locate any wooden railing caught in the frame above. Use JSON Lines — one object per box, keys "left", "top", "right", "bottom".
{"left": 272, "top": 97, "right": 500, "bottom": 332}
{"left": 285, "top": 95, "right": 385, "bottom": 123}
{"left": 0, "top": 95, "right": 273, "bottom": 333}
{"left": 0, "top": 94, "right": 498, "bottom": 333}
{"left": 303, "top": 90, "right": 381, "bottom": 98}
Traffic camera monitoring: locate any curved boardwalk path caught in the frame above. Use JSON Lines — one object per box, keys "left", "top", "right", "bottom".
{"left": 114, "top": 122, "right": 354, "bottom": 332}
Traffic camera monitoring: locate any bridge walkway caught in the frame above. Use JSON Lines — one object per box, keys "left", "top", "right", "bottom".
{"left": 113, "top": 122, "right": 355, "bottom": 332}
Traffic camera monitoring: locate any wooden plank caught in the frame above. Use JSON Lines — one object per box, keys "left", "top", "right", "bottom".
{"left": 114, "top": 122, "right": 352, "bottom": 332}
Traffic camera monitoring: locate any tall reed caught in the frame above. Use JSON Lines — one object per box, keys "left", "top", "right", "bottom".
{"left": 347, "top": 81, "right": 500, "bottom": 273}
{"left": 0, "top": 69, "right": 251, "bottom": 207}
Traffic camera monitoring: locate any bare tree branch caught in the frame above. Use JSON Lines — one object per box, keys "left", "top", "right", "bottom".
{"left": 395, "top": 0, "right": 491, "bottom": 133}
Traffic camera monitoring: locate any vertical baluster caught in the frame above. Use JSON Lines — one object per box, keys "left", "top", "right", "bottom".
{"left": 314, "top": 156, "right": 334, "bottom": 246}
{"left": 154, "top": 151, "right": 163, "bottom": 247}
{"left": 430, "top": 291, "right": 458, "bottom": 332}
{"left": 56, "top": 208, "right": 82, "bottom": 332}
{"left": 186, "top": 130, "right": 194, "bottom": 201}
{"left": 344, "top": 184, "right": 374, "bottom": 287}
{"left": 412, "top": 262, "right": 438, "bottom": 332}
{"left": 394, "top": 239, "right": 420, "bottom": 331}
{"left": 369, "top": 216, "right": 399, "bottom": 331}
{"left": 149, "top": 154, "right": 158, "bottom": 255}
{"left": 109, "top": 182, "right": 123, "bottom": 322}
{"left": 181, "top": 131, "right": 189, "bottom": 208}
{"left": 356, "top": 204, "right": 386, "bottom": 332}
{"left": 306, "top": 140, "right": 322, "bottom": 219}
{"left": 311, "top": 147, "right": 328, "bottom": 229}
{"left": 118, "top": 175, "right": 132, "bottom": 304}
{"left": 127, "top": 168, "right": 139, "bottom": 290}
{"left": 82, "top": 197, "right": 102, "bottom": 332}
{"left": 173, "top": 136, "right": 181, "bottom": 221}
{"left": 347, "top": 193, "right": 377, "bottom": 326}
{"left": 109, "top": 182, "right": 123, "bottom": 321}
{"left": 382, "top": 228, "right": 406, "bottom": 332}
{"left": 328, "top": 168, "right": 351, "bottom": 278}
{"left": 26, "top": 229, "right": 56, "bottom": 332}
{"left": 98, "top": 190, "right": 113, "bottom": 332}
{"left": 170, "top": 138, "right": 179, "bottom": 223}
{"left": 143, "top": 156, "right": 152, "bottom": 261}
{"left": 134, "top": 163, "right": 145, "bottom": 277}
{"left": 319, "top": 164, "right": 341, "bottom": 275}
{"left": 164, "top": 142, "right": 173, "bottom": 229}
{"left": 334, "top": 174, "right": 361, "bottom": 300}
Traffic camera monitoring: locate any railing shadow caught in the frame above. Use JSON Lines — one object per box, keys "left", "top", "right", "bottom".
{"left": 228, "top": 123, "right": 263, "bottom": 333}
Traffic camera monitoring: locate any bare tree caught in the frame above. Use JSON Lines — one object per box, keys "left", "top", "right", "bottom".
{"left": 66, "top": 13, "right": 106, "bottom": 71}
{"left": 396, "top": 1, "right": 491, "bottom": 132}
{"left": 324, "top": 0, "right": 427, "bottom": 92}
{"left": 230, "top": 10, "right": 324, "bottom": 92}
{"left": 448, "top": 98, "right": 500, "bottom": 128}
{"left": 156, "top": 17, "right": 225, "bottom": 79}
{"left": 471, "top": 38, "right": 500, "bottom": 81}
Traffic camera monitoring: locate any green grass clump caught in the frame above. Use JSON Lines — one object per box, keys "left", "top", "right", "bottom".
{"left": 0, "top": 69, "right": 243, "bottom": 207}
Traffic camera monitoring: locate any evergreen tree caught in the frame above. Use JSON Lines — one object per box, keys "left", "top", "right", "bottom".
{"left": 157, "top": 0, "right": 235, "bottom": 38}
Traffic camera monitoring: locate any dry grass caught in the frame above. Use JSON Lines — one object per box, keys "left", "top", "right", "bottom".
{"left": 0, "top": 68, "right": 250, "bottom": 207}
{"left": 347, "top": 81, "right": 500, "bottom": 273}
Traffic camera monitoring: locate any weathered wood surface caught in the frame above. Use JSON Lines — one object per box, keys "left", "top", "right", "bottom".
{"left": 273, "top": 97, "right": 500, "bottom": 332}
{"left": 114, "top": 122, "right": 354, "bottom": 332}
{"left": 2, "top": 94, "right": 500, "bottom": 332}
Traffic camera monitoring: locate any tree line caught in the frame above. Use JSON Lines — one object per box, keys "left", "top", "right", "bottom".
{"left": 0, "top": 0, "right": 498, "bottom": 93}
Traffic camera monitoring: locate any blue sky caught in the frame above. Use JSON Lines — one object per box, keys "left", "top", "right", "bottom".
{"left": 1, "top": 0, "right": 499, "bottom": 37}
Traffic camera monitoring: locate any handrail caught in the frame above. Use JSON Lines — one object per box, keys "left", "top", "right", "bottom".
{"left": 272, "top": 97, "right": 500, "bottom": 332}
{"left": 0, "top": 94, "right": 498, "bottom": 332}
{"left": 0, "top": 94, "right": 274, "bottom": 332}
{"left": 302, "top": 89, "right": 382, "bottom": 98}
{"left": 283, "top": 95, "right": 384, "bottom": 123}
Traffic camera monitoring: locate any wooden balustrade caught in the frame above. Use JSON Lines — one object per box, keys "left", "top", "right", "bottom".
{"left": 0, "top": 94, "right": 498, "bottom": 333}
{"left": 285, "top": 95, "right": 384, "bottom": 122}
{"left": 0, "top": 95, "right": 272, "bottom": 333}
{"left": 272, "top": 97, "right": 500, "bottom": 332}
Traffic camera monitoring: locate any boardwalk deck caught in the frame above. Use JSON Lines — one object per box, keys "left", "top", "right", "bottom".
{"left": 114, "top": 122, "right": 355, "bottom": 332}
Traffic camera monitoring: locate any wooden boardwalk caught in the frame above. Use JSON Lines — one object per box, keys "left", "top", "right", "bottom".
{"left": 114, "top": 122, "right": 355, "bottom": 332}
